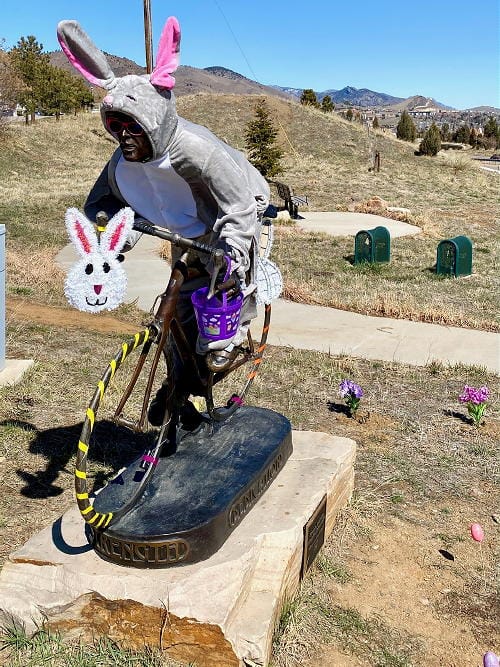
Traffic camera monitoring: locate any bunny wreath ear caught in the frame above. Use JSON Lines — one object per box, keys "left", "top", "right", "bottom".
{"left": 100, "top": 208, "right": 135, "bottom": 255}
{"left": 57, "top": 20, "right": 116, "bottom": 89}
{"left": 150, "top": 16, "right": 181, "bottom": 89}
{"left": 65, "top": 208, "right": 99, "bottom": 258}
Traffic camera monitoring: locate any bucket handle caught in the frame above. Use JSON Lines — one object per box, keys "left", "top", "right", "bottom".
{"left": 219, "top": 255, "right": 232, "bottom": 307}
{"left": 210, "top": 255, "right": 232, "bottom": 307}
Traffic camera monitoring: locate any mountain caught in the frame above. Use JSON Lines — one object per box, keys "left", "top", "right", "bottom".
{"left": 465, "top": 105, "right": 500, "bottom": 113}
{"left": 176, "top": 66, "right": 290, "bottom": 98}
{"left": 49, "top": 51, "right": 464, "bottom": 110}
{"left": 272, "top": 84, "right": 453, "bottom": 109}
{"left": 323, "top": 86, "right": 405, "bottom": 107}
{"left": 388, "top": 95, "right": 453, "bottom": 111}
{"left": 49, "top": 50, "right": 144, "bottom": 79}
{"left": 271, "top": 84, "right": 404, "bottom": 106}
{"left": 48, "top": 51, "right": 290, "bottom": 99}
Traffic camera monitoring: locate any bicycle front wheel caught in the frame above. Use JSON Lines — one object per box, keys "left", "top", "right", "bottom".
{"left": 74, "top": 326, "right": 169, "bottom": 530}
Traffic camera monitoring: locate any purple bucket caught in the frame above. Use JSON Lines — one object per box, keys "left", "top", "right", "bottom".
{"left": 191, "top": 259, "right": 243, "bottom": 342}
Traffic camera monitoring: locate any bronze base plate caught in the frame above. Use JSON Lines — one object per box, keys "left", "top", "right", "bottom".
{"left": 91, "top": 407, "right": 292, "bottom": 568}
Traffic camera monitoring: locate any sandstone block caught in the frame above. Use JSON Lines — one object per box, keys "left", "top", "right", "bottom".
{"left": 0, "top": 430, "right": 356, "bottom": 666}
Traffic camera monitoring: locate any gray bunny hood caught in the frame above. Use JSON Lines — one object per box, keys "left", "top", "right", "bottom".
{"left": 99, "top": 75, "right": 178, "bottom": 159}
{"left": 57, "top": 17, "right": 181, "bottom": 159}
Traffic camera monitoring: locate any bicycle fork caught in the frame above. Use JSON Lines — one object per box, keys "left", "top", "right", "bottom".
{"left": 112, "top": 256, "right": 190, "bottom": 437}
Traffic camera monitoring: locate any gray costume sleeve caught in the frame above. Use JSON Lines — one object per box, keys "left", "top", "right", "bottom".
{"left": 200, "top": 146, "right": 258, "bottom": 274}
{"left": 84, "top": 161, "right": 124, "bottom": 222}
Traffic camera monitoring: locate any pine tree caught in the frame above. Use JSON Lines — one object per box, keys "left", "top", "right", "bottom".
{"left": 419, "top": 122, "right": 441, "bottom": 156}
{"left": 483, "top": 116, "right": 500, "bottom": 149}
{"left": 300, "top": 88, "right": 319, "bottom": 107}
{"left": 372, "top": 116, "right": 380, "bottom": 129}
{"left": 440, "top": 123, "right": 450, "bottom": 141}
{"left": 452, "top": 124, "right": 471, "bottom": 144}
{"left": 9, "top": 35, "right": 49, "bottom": 122}
{"left": 39, "top": 65, "right": 93, "bottom": 118}
{"left": 321, "top": 95, "right": 334, "bottom": 113}
{"left": 483, "top": 116, "right": 498, "bottom": 139}
{"left": 244, "top": 99, "right": 283, "bottom": 178}
{"left": 396, "top": 110, "right": 416, "bottom": 142}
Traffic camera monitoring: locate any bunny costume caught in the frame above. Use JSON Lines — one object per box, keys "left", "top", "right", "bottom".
{"left": 57, "top": 17, "right": 270, "bottom": 354}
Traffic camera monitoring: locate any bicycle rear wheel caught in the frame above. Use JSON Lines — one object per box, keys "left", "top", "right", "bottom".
{"left": 205, "top": 303, "right": 271, "bottom": 421}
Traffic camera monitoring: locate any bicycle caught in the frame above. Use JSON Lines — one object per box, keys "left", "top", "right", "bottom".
{"left": 73, "top": 216, "right": 273, "bottom": 534}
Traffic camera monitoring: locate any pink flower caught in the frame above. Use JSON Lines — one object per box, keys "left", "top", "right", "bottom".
{"left": 459, "top": 385, "right": 490, "bottom": 427}
{"left": 459, "top": 385, "right": 490, "bottom": 405}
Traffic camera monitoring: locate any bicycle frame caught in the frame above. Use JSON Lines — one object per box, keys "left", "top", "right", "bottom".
{"left": 111, "top": 217, "right": 223, "bottom": 433}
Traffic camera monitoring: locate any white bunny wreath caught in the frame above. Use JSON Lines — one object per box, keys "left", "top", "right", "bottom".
{"left": 64, "top": 207, "right": 134, "bottom": 313}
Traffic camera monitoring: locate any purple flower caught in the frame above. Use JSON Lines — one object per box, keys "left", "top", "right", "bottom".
{"left": 459, "top": 385, "right": 490, "bottom": 405}
{"left": 459, "top": 384, "right": 490, "bottom": 427}
{"left": 339, "top": 379, "right": 364, "bottom": 399}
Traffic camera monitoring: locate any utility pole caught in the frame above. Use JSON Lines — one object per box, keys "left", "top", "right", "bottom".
{"left": 143, "top": 0, "right": 153, "bottom": 73}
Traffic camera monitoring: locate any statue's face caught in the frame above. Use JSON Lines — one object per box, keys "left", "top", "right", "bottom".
{"left": 104, "top": 112, "right": 152, "bottom": 162}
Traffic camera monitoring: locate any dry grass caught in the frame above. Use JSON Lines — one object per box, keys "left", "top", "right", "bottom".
{"left": 0, "top": 318, "right": 498, "bottom": 666}
{"left": 0, "top": 99, "right": 499, "bottom": 666}
{"left": 2, "top": 100, "right": 498, "bottom": 331}
{"left": 7, "top": 248, "right": 66, "bottom": 303}
{"left": 273, "top": 226, "right": 499, "bottom": 330}
{"left": 0, "top": 628, "right": 190, "bottom": 666}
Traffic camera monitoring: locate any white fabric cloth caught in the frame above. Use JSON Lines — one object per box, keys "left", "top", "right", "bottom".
{"left": 115, "top": 153, "right": 206, "bottom": 238}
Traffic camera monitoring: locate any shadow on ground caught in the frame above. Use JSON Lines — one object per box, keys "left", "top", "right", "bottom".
{"left": 2, "top": 419, "right": 152, "bottom": 499}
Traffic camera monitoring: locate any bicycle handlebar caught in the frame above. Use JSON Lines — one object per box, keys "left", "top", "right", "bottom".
{"left": 132, "top": 218, "right": 222, "bottom": 260}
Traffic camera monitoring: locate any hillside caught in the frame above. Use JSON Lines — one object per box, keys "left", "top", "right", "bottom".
{"left": 3, "top": 91, "right": 498, "bottom": 329}
{"left": 175, "top": 93, "right": 497, "bottom": 215}
{"left": 1, "top": 92, "right": 498, "bottom": 667}
{"left": 48, "top": 51, "right": 290, "bottom": 99}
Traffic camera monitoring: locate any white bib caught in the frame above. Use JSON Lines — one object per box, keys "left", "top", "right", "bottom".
{"left": 115, "top": 153, "right": 206, "bottom": 238}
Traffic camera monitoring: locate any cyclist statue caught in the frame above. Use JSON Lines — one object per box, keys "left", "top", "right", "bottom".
{"left": 57, "top": 17, "right": 270, "bottom": 428}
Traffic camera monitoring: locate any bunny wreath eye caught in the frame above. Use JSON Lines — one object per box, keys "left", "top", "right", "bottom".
{"left": 103, "top": 262, "right": 111, "bottom": 273}
{"left": 85, "top": 263, "right": 94, "bottom": 275}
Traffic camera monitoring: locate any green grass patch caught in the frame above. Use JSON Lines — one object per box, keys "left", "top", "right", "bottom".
{"left": 0, "top": 625, "right": 191, "bottom": 666}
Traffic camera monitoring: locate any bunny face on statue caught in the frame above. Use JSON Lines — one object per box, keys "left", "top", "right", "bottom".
{"left": 57, "top": 17, "right": 181, "bottom": 160}
{"left": 64, "top": 207, "right": 134, "bottom": 313}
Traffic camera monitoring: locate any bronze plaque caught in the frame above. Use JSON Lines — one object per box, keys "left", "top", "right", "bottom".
{"left": 301, "top": 495, "right": 327, "bottom": 577}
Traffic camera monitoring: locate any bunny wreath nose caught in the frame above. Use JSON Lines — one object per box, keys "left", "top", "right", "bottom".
{"left": 94, "top": 284, "right": 103, "bottom": 295}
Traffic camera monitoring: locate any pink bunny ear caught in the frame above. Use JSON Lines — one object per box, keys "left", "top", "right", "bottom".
{"left": 57, "top": 20, "right": 115, "bottom": 89}
{"left": 65, "top": 208, "right": 99, "bottom": 257}
{"left": 150, "top": 16, "right": 181, "bottom": 89}
{"left": 100, "top": 208, "right": 134, "bottom": 254}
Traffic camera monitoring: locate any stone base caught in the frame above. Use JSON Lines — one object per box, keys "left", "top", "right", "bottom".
{"left": 0, "top": 430, "right": 356, "bottom": 667}
{"left": 0, "top": 358, "right": 33, "bottom": 387}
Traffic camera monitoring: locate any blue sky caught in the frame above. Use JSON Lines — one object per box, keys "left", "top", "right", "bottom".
{"left": 2, "top": 0, "right": 499, "bottom": 110}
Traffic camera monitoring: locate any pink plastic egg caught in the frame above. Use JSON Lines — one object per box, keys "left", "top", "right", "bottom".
{"left": 471, "top": 523, "right": 485, "bottom": 543}
{"left": 484, "top": 651, "right": 499, "bottom": 667}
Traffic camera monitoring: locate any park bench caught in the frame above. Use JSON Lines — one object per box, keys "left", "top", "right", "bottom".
{"left": 268, "top": 180, "right": 308, "bottom": 219}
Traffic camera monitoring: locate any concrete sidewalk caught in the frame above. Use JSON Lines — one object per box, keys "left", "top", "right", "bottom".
{"left": 296, "top": 211, "right": 421, "bottom": 238}
{"left": 254, "top": 300, "right": 499, "bottom": 374}
{"left": 56, "top": 217, "right": 499, "bottom": 375}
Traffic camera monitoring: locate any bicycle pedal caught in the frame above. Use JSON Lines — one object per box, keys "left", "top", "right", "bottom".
{"left": 113, "top": 415, "right": 146, "bottom": 433}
